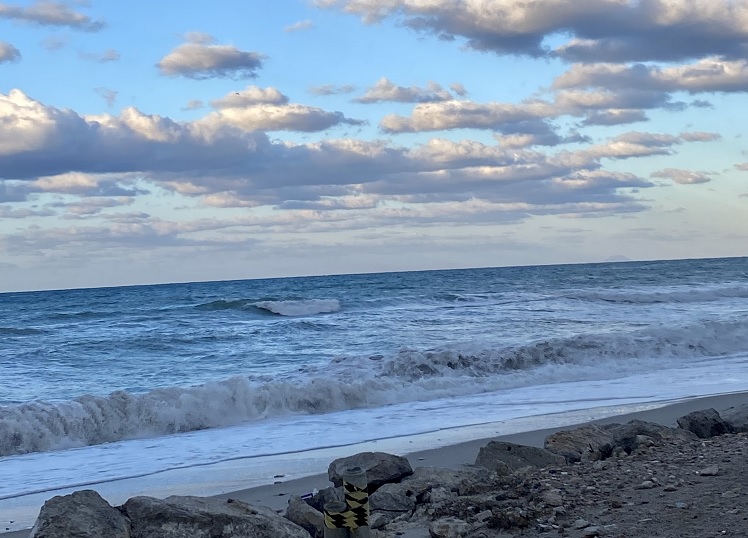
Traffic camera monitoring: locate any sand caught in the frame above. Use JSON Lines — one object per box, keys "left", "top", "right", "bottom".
{"left": 2, "top": 391, "right": 746, "bottom": 537}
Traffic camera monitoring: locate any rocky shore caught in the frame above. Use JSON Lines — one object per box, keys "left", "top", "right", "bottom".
{"left": 26, "top": 403, "right": 748, "bottom": 538}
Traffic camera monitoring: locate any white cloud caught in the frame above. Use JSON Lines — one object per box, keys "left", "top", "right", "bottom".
{"left": 0, "top": 90, "right": 724, "bottom": 244}
{"left": 285, "top": 19, "right": 314, "bottom": 32}
{"left": 211, "top": 86, "right": 289, "bottom": 108}
{"left": 651, "top": 168, "right": 712, "bottom": 185}
{"left": 354, "top": 77, "right": 456, "bottom": 103}
{"left": 380, "top": 100, "right": 555, "bottom": 133}
{"left": 206, "top": 87, "right": 364, "bottom": 132}
{"left": 79, "top": 48, "right": 120, "bottom": 63}
{"left": 554, "top": 58, "right": 748, "bottom": 93}
{"left": 0, "top": 1, "right": 104, "bottom": 31}
{"left": 317, "top": 0, "right": 748, "bottom": 62}
{"left": 309, "top": 84, "right": 357, "bottom": 96}
{"left": 157, "top": 34, "right": 265, "bottom": 79}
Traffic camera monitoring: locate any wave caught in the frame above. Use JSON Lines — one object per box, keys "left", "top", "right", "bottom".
{"left": 567, "top": 284, "right": 748, "bottom": 304}
{"left": 0, "top": 327, "right": 45, "bottom": 335}
{"left": 2, "top": 317, "right": 746, "bottom": 458}
{"left": 254, "top": 299, "right": 341, "bottom": 316}
{"left": 195, "top": 298, "right": 341, "bottom": 317}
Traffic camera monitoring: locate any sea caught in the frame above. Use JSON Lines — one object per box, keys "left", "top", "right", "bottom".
{"left": 1, "top": 257, "right": 748, "bottom": 531}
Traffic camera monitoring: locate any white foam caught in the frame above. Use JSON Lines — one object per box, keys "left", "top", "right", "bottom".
{"left": 2, "top": 317, "right": 747, "bottom": 458}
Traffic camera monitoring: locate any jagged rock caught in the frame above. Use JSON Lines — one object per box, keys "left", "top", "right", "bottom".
{"left": 304, "top": 486, "right": 344, "bottom": 514}
{"left": 122, "top": 495, "right": 311, "bottom": 538}
{"left": 378, "top": 466, "right": 489, "bottom": 503}
{"left": 30, "top": 490, "right": 131, "bottom": 538}
{"left": 602, "top": 419, "right": 696, "bottom": 453}
{"left": 370, "top": 484, "right": 417, "bottom": 513}
{"left": 721, "top": 403, "right": 748, "bottom": 433}
{"left": 676, "top": 408, "right": 733, "bottom": 438}
{"left": 286, "top": 495, "right": 324, "bottom": 538}
{"left": 428, "top": 516, "right": 470, "bottom": 537}
{"left": 698, "top": 465, "right": 719, "bottom": 476}
{"left": 475, "top": 440, "right": 565, "bottom": 472}
{"left": 328, "top": 452, "right": 413, "bottom": 490}
{"left": 544, "top": 425, "right": 615, "bottom": 462}
{"left": 542, "top": 489, "right": 564, "bottom": 507}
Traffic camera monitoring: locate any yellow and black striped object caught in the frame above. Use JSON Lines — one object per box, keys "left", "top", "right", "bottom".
{"left": 342, "top": 480, "right": 370, "bottom": 528}
{"left": 323, "top": 467, "right": 371, "bottom": 530}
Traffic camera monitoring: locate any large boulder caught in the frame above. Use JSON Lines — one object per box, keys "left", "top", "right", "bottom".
{"left": 676, "top": 408, "right": 734, "bottom": 438}
{"left": 285, "top": 495, "right": 323, "bottom": 538}
{"left": 122, "top": 495, "right": 311, "bottom": 538}
{"left": 544, "top": 424, "right": 615, "bottom": 463}
{"left": 475, "top": 440, "right": 564, "bottom": 472}
{"left": 302, "top": 486, "right": 344, "bottom": 514}
{"left": 30, "top": 490, "right": 131, "bottom": 538}
{"left": 328, "top": 452, "right": 413, "bottom": 490}
{"left": 373, "top": 466, "right": 489, "bottom": 503}
{"left": 721, "top": 403, "right": 748, "bottom": 433}
{"left": 603, "top": 419, "right": 697, "bottom": 453}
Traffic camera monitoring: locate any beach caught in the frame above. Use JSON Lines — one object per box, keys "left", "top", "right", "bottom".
{"left": 6, "top": 390, "right": 747, "bottom": 537}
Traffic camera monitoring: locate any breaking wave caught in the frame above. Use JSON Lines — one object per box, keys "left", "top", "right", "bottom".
{"left": 567, "top": 284, "right": 748, "bottom": 304}
{"left": 2, "top": 317, "right": 746, "bottom": 458}
{"left": 196, "top": 298, "right": 341, "bottom": 316}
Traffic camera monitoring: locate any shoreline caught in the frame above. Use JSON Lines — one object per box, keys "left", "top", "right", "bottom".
{"left": 4, "top": 390, "right": 746, "bottom": 537}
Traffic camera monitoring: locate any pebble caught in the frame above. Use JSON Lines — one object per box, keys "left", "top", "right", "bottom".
{"left": 698, "top": 465, "right": 719, "bottom": 476}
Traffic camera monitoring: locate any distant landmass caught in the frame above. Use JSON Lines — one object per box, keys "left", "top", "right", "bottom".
{"left": 605, "top": 255, "right": 632, "bottom": 262}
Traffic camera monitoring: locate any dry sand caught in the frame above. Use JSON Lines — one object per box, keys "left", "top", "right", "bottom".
{"left": 3, "top": 392, "right": 746, "bottom": 537}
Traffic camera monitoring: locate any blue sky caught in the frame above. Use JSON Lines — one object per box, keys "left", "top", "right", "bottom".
{"left": 1, "top": 0, "right": 747, "bottom": 292}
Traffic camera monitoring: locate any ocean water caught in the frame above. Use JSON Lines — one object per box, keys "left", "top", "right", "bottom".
{"left": 1, "top": 257, "right": 748, "bottom": 529}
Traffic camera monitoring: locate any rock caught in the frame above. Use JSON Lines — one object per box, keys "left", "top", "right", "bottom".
{"left": 328, "top": 452, "right": 413, "bottom": 490}
{"left": 721, "top": 403, "right": 748, "bottom": 433}
{"left": 542, "top": 489, "right": 564, "bottom": 507}
{"left": 544, "top": 425, "right": 615, "bottom": 463}
{"left": 122, "top": 495, "right": 311, "bottom": 538}
{"left": 602, "top": 420, "right": 696, "bottom": 453}
{"left": 286, "top": 495, "right": 323, "bottom": 538}
{"left": 676, "top": 408, "right": 733, "bottom": 438}
{"left": 304, "top": 486, "right": 344, "bottom": 514}
{"left": 698, "top": 465, "right": 719, "bottom": 476}
{"left": 370, "top": 484, "right": 416, "bottom": 513}
{"left": 475, "top": 440, "right": 565, "bottom": 472}
{"left": 428, "top": 516, "right": 470, "bottom": 537}
{"left": 581, "top": 525, "right": 603, "bottom": 537}
{"left": 574, "top": 518, "right": 590, "bottom": 529}
{"left": 381, "top": 467, "right": 488, "bottom": 503}
{"left": 30, "top": 490, "right": 131, "bottom": 538}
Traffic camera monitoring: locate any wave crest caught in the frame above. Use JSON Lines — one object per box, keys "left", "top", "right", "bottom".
{"left": 254, "top": 299, "right": 341, "bottom": 316}
{"left": 2, "top": 318, "right": 745, "bottom": 458}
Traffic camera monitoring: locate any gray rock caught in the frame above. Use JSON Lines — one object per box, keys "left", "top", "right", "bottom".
{"left": 721, "top": 403, "right": 748, "bottom": 433}
{"left": 30, "top": 490, "right": 131, "bottom": 538}
{"left": 698, "top": 465, "right": 719, "bottom": 476}
{"left": 122, "top": 495, "right": 311, "bottom": 538}
{"left": 542, "top": 489, "right": 564, "bottom": 507}
{"left": 286, "top": 495, "right": 323, "bottom": 538}
{"left": 676, "top": 408, "right": 733, "bottom": 438}
{"left": 474, "top": 440, "right": 565, "bottom": 472}
{"left": 328, "top": 452, "right": 413, "bottom": 490}
{"left": 544, "top": 425, "right": 615, "bottom": 463}
{"left": 428, "top": 517, "right": 470, "bottom": 537}
{"left": 602, "top": 420, "right": 696, "bottom": 454}
{"left": 381, "top": 466, "right": 488, "bottom": 503}
{"left": 304, "top": 486, "right": 344, "bottom": 514}
{"left": 370, "top": 484, "right": 416, "bottom": 513}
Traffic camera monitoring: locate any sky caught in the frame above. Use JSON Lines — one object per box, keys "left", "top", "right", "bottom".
{"left": 1, "top": 0, "right": 747, "bottom": 292}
